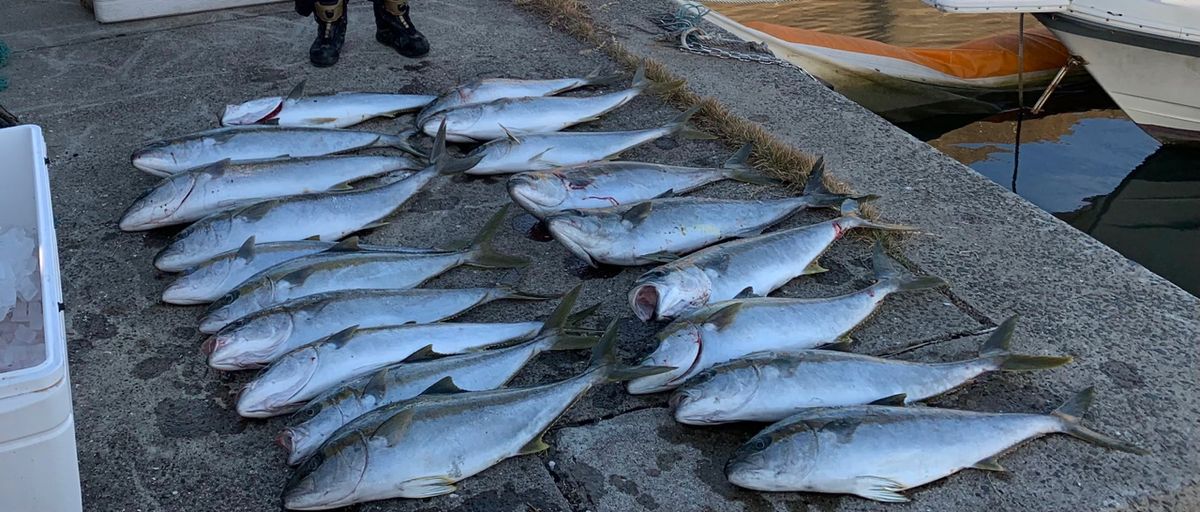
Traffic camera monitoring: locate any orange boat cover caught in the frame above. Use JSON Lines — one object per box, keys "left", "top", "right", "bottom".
{"left": 744, "top": 22, "right": 1069, "bottom": 79}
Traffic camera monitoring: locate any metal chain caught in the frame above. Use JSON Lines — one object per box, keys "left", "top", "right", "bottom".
{"left": 650, "top": 3, "right": 819, "bottom": 82}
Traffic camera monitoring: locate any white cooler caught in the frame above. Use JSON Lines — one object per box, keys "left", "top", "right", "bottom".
{"left": 0, "top": 125, "right": 83, "bottom": 512}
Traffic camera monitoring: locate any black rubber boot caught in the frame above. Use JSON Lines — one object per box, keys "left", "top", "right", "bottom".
{"left": 373, "top": 0, "right": 430, "bottom": 58}
{"left": 309, "top": 0, "right": 347, "bottom": 68}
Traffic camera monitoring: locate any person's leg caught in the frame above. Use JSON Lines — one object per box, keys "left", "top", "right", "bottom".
{"left": 309, "top": 0, "right": 348, "bottom": 67}
{"left": 373, "top": 0, "right": 430, "bottom": 58}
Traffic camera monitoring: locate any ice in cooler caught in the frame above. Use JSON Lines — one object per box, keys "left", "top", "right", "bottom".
{"left": 0, "top": 226, "right": 45, "bottom": 372}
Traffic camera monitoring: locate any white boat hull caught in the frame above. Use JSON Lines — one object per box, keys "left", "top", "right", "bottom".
{"left": 1037, "top": 12, "right": 1200, "bottom": 144}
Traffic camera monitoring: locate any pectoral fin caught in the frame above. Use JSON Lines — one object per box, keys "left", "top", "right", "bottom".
{"left": 852, "top": 476, "right": 909, "bottom": 503}
{"left": 802, "top": 260, "right": 829, "bottom": 275}
{"left": 972, "top": 455, "right": 1006, "bottom": 472}
{"left": 517, "top": 433, "right": 551, "bottom": 455}
{"left": 398, "top": 476, "right": 457, "bottom": 498}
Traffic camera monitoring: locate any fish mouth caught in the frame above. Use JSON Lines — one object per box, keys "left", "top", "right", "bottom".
{"left": 629, "top": 284, "right": 659, "bottom": 322}
{"left": 546, "top": 219, "right": 598, "bottom": 267}
{"left": 162, "top": 281, "right": 207, "bottom": 305}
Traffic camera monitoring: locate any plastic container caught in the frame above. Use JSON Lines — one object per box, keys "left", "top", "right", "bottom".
{"left": 0, "top": 125, "right": 83, "bottom": 512}
{"left": 91, "top": 0, "right": 282, "bottom": 23}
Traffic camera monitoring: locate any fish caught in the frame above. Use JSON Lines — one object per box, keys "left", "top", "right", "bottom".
{"left": 415, "top": 66, "right": 621, "bottom": 127}
{"left": 725, "top": 387, "right": 1146, "bottom": 502}
{"left": 278, "top": 284, "right": 595, "bottom": 465}
{"left": 161, "top": 237, "right": 446, "bottom": 305}
{"left": 546, "top": 187, "right": 859, "bottom": 267}
{"left": 507, "top": 143, "right": 780, "bottom": 219}
{"left": 197, "top": 205, "right": 527, "bottom": 333}
{"left": 280, "top": 320, "right": 671, "bottom": 509}
{"left": 628, "top": 195, "right": 902, "bottom": 321}
{"left": 131, "top": 126, "right": 424, "bottom": 177}
{"left": 234, "top": 288, "right": 601, "bottom": 418}
{"left": 462, "top": 105, "right": 712, "bottom": 175}
{"left": 221, "top": 80, "right": 435, "bottom": 128}
{"left": 120, "top": 154, "right": 421, "bottom": 231}
{"left": 153, "top": 122, "right": 476, "bottom": 272}
{"left": 205, "top": 286, "right": 553, "bottom": 370}
{"left": 626, "top": 241, "right": 947, "bottom": 394}
{"left": 421, "top": 66, "right": 648, "bottom": 143}
{"left": 671, "top": 316, "right": 1072, "bottom": 425}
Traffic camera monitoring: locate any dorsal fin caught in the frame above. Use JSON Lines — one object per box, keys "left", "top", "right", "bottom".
{"left": 286, "top": 79, "right": 307, "bottom": 101}
{"left": 323, "top": 325, "right": 359, "bottom": 348}
{"left": 732, "top": 287, "right": 757, "bottom": 300}
{"left": 621, "top": 202, "right": 653, "bottom": 225}
{"left": 234, "top": 236, "right": 256, "bottom": 261}
{"left": 402, "top": 344, "right": 441, "bottom": 363}
{"left": 651, "top": 189, "right": 676, "bottom": 200}
{"left": 869, "top": 393, "right": 907, "bottom": 406}
{"left": 419, "top": 376, "right": 465, "bottom": 396}
{"left": 305, "top": 235, "right": 322, "bottom": 241}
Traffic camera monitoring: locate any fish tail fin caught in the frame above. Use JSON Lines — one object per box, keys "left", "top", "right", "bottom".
{"left": 871, "top": 240, "right": 946, "bottom": 292}
{"left": 720, "top": 144, "right": 780, "bottom": 186}
{"left": 977, "top": 315, "right": 1073, "bottom": 371}
{"left": 534, "top": 284, "right": 602, "bottom": 350}
{"left": 428, "top": 120, "right": 483, "bottom": 175}
{"left": 797, "top": 157, "right": 872, "bottom": 210}
{"left": 464, "top": 205, "right": 529, "bottom": 269}
{"left": 630, "top": 63, "right": 650, "bottom": 91}
{"left": 583, "top": 65, "right": 624, "bottom": 87}
{"left": 586, "top": 319, "right": 675, "bottom": 383}
{"left": 665, "top": 105, "right": 715, "bottom": 140}
{"left": 388, "top": 127, "right": 427, "bottom": 158}
{"left": 1051, "top": 387, "right": 1148, "bottom": 455}
{"left": 839, "top": 199, "right": 918, "bottom": 232}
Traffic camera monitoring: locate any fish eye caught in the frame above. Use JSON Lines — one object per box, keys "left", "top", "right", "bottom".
{"left": 750, "top": 436, "right": 771, "bottom": 452}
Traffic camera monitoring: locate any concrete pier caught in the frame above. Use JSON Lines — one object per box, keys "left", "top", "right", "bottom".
{"left": 1, "top": 0, "right": 1196, "bottom": 510}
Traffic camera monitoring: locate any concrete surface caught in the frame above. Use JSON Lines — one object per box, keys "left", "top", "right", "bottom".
{"left": 0, "top": 0, "right": 1195, "bottom": 510}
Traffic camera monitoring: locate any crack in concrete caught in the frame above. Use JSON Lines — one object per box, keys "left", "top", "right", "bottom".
{"left": 874, "top": 326, "right": 997, "bottom": 358}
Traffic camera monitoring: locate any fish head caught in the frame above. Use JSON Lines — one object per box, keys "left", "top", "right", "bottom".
{"left": 546, "top": 211, "right": 620, "bottom": 267}
{"left": 506, "top": 172, "right": 569, "bottom": 215}
{"left": 670, "top": 367, "right": 753, "bottom": 425}
{"left": 119, "top": 174, "right": 198, "bottom": 231}
{"left": 161, "top": 256, "right": 232, "bottom": 305}
{"left": 625, "top": 321, "right": 703, "bottom": 394}
{"left": 235, "top": 347, "right": 319, "bottom": 418}
{"left": 198, "top": 280, "right": 270, "bottom": 332}
{"left": 154, "top": 215, "right": 230, "bottom": 272}
{"left": 283, "top": 429, "right": 371, "bottom": 509}
{"left": 726, "top": 424, "right": 817, "bottom": 491}
{"left": 130, "top": 140, "right": 178, "bottom": 174}
{"left": 281, "top": 390, "right": 359, "bottom": 466}
{"left": 629, "top": 267, "right": 712, "bottom": 321}
{"left": 206, "top": 312, "right": 294, "bottom": 370}
{"left": 221, "top": 96, "right": 284, "bottom": 126}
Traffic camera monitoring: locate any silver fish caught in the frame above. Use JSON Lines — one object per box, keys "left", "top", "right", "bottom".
{"left": 628, "top": 196, "right": 903, "bottom": 321}
{"left": 415, "top": 66, "right": 621, "bottom": 127}
{"left": 131, "top": 126, "right": 423, "bottom": 177}
{"left": 153, "top": 123, "right": 475, "bottom": 272}
{"left": 235, "top": 289, "right": 597, "bottom": 418}
{"left": 626, "top": 242, "right": 947, "bottom": 394}
{"left": 421, "top": 66, "right": 647, "bottom": 143}
{"left": 162, "top": 237, "right": 444, "bottom": 305}
{"left": 725, "top": 388, "right": 1145, "bottom": 502}
{"left": 547, "top": 190, "right": 855, "bottom": 267}
{"left": 507, "top": 143, "right": 780, "bottom": 219}
{"left": 280, "top": 321, "right": 670, "bottom": 509}
{"left": 120, "top": 155, "right": 420, "bottom": 231}
{"left": 221, "top": 81, "right": 435, "bottom": 128}
{"left": 278, "top": 285, "right": 594, "bottom": 465}
{"left": 462, "top": 106, "right": 711, "bottom": 175}
{"left": 205, "top": 286, "right": 551, "bottom": 370}
{"left": 196, "top": 205, "right": 525, "bottom": 333}
{"left": 672, "top": 316, "right": 1072, "bottom": 425}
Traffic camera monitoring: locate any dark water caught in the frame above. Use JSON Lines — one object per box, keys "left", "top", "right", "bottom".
{"left": 706, "top": 1, "right": 1200, "bottom": 297}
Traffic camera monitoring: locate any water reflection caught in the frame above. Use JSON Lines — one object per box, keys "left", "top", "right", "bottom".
{"left": 931, "top": 113, "right": 1199, "bottom": 296}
